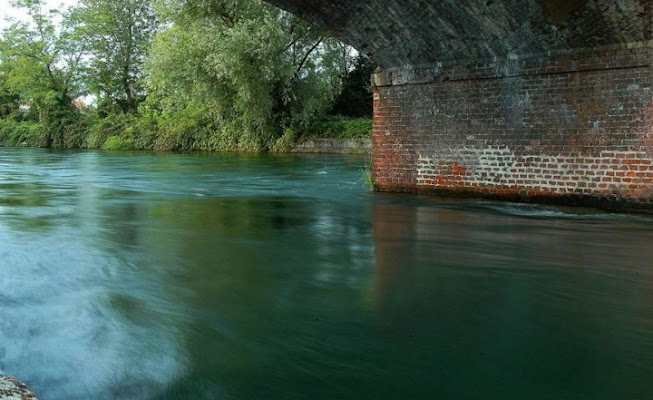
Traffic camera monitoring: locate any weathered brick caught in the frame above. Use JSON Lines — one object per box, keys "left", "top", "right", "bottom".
{"left": 372, "top": 46, "right": 653, "bottom": 211}
{"left": 266, "top": 0, "right": 653, "bottom": 211}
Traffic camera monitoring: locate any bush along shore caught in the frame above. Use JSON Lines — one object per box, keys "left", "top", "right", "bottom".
{"left": 0, "top": 0, "right": 376, "bottom": 155}
{"left": 0, "top": 115, "right": 372, "bottom": 154}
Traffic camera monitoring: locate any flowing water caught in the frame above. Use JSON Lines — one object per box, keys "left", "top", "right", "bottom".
{"left": 1, "top": 148, "right": 652, "bottom": 400}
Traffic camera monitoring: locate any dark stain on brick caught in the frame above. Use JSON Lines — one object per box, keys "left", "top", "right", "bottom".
{"left": 538, "top": 0, "right": 584, "bottom": 25}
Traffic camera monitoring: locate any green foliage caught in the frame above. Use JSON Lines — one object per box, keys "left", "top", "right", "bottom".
{"left": 1, "top": 0, "right": 86, "bottom": 146}
{"left": 0, "top": 113, "right": 91, "bottom": 149}
{"left": 88, "top": 112, "right": 132, "bottom": 148}
{"left": 72, "top": 0, "right": 157, "bottom": 112}
{"left": 0, "top": 72, "right": 20, "bottom": 118}
{"left": 0, "top": 119, "right": 47, "bottom": 147}
{"left": 145, "top": 0, "right": 348, "bottom": 151}
{"left": 102, "top": 135, "right": 135, "bottom": 150}
{"left": 148, "top": 106, "right": 216, "bottom": 151}
{"left": 270, "top": 126, "right": 300, "bottom": 153}
{"left": 362, "top": 164, "right": 374, "bottom": 190}
{"left": 44, "top": 109, "right": 90, "bottom": 149}
{"left": 331, "top": 55, "right": 376, "bottom": 118}
{"left": 85, "top": 111, "right": 155, "bottom": 149}
{"left": 303, "top": 116, "right": 373, "bottom": 140}
{"left": 0, "top": 0, "right": 368, "bottom": 153}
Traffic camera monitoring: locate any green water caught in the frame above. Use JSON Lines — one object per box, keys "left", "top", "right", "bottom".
{"left": 1, "top": 148, "right": 652, "bottom": 400}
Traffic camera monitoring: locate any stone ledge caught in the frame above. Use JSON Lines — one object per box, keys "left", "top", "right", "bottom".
{"left": 0, "top": 376, "right": 37, "bottom": 400}
{"left": 292, "top": 138, "right": 372, "bottom": 154}
{"left": 373, "top": 42, "right": 653, "bottom": 87}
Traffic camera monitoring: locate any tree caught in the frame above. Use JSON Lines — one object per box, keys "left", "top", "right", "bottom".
{"left": 330, "top": 55, "right": 376, "bottom": 118}
{"left": 72, "top": 0, "right": 157, "bottom": 113}
{"left": 145, "top": 0, "right": 348, "bottom": 151}
{"left": 0, "top": 57, "right": 20, "bottom": 118}
{"left": 1, "top": 0, "right": 86, "bottom": 146}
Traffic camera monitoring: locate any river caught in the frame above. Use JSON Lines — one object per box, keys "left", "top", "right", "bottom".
{"left": 1, "top": 148, "right": 652, "bottom": 400}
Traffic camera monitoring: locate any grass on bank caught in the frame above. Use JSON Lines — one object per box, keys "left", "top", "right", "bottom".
{"left": 301, "top": 116, "right": 372, "bottom": 140}
{"left": 0, "top": 119, "right": 45, "bottom": 147}
{"left": 102, "top": 136, "right": 136, "bottom": 150}
{"left": 0, "top": 114, "right": 373, "bottom": 151}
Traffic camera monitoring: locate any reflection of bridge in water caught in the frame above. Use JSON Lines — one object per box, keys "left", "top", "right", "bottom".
{"left": 1, "top": 150, "right": 652, "bottom": 398}
{"left": 266, "top": 0, "right": 653, "bottom": 212}
{"left": 371, "top": 200, "right": 653, "bottom": 398}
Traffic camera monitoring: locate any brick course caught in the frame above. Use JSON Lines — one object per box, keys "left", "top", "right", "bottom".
{"left": 265, "top": 0, "right": 651, "bottom": 69}
{"left": 372, "top": 46, "right": 653, "bottom": 211}
{"left": 263, "top": 0, "right": 653, "bottom": 211}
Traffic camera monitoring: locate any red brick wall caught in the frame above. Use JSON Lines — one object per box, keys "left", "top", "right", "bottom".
{"left": 372, "top": 46, "right": 653, "bottom": 211}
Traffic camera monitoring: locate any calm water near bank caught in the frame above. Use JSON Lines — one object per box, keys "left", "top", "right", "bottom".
{"left": 1, "top": 148, "right": 652, "bottom": 400}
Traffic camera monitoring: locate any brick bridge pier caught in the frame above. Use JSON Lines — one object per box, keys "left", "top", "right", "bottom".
{"left": 266, "top": 0, "right": 653, "bottom": 212}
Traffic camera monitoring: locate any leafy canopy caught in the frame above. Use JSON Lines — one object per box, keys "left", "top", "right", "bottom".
{"left": 71, "top": 0, "right": 157, "bottom": 112}
{"left": 146, "top": 0, "right": 348, "bottom": 150}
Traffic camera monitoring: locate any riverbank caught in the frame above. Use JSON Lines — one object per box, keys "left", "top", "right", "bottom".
{"left": 291, "top": 138, "right": 372, "bottom": 154}
{"left": 291, "top": 117, "right": 372, "bottom": 154}
{"left": 0, "top": 376, "right": 37, "bottom": 399}
{"left": 0, "top": 116, "right": 373, "bottom": 154}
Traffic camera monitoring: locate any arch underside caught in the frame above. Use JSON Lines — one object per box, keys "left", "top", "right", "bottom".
{"left": 265, "top": 0, "right": 653, "bottom": 212}
{"left": 265, "top": 0, "right": 651, "bottom": 69}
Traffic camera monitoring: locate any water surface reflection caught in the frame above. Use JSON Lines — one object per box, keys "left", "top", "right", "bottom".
{"left": 373, "top": 201, "right": 653, "bottom": 399}
{"left": 1, "top": 149, "right": 652, "bottom": 399}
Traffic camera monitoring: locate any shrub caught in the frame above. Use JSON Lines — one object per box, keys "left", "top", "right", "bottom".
{"left": 0, "top": 119, "right": 47, "bottom": 147}
{"left": 302, "top": 116, "right": 372, "bottom": 140}
{"left": 102, "top": 136, "right": 135, "bottom": 150}
{"left": 330, "top": 55, "right": 376, "bottom": 118}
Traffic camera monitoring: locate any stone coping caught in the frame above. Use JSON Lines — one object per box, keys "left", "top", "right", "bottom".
{"left": 372, "top": 41, "right": 653, "bottom": 87}
{"left": 292, "top": 138, "right": 372, "bottom": 154}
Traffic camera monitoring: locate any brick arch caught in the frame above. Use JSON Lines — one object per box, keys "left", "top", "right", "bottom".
{"left": 264, "top": 0, "right": 653, "bottom": 212}
{"left": 264, "top": 0, "right": 651, "bottom": 68}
